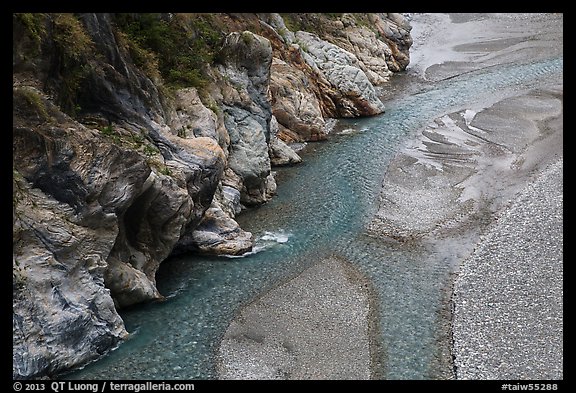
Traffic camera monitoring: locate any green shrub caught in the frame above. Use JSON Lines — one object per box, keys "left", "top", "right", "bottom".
{"left": 52, "top": 14, "right": 94, "bottom": 62}
{"left": 13, "top": 87, "right": 50, "bottom": 123}
{"left": 14, "top": 13, "right": 46, "bottom": 43}
{"left": 114, "top": 13, "right": 224, "bottom": 89}
{"left": 99, "top": 124, "right": 115, "bottom": 136}
{"left": 142, "top": 144, "right": 159, "bottom": 157}
{"left": 159, "top": 165, "right": 172, "bottom": 176}
{"left": 51, "top": 13, "right": 96, "bottom": 116}
{"left": 280, "top": 14, "right": 298, "bottom": 32}
{"left": 115, "top": 29, "right": 161, "bottom": 82}
{"left": 14, "top": 13, "right": 95, "bottom": 117}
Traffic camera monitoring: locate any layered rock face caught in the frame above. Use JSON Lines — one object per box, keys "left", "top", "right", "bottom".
{"left": 12, "top": 13, "right": 411, "bottom": 379}
{"left": 215, "top": 31, "right": 277, "bottom": 206}
{"left": 261, "top": 13, "right": 412, "bottom": 141}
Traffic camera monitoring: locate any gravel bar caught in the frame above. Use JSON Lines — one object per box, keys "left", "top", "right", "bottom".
{"left": 453, "top": 159, "right": 563, "bottom": 379}
{"left": 217, "top": 257, "right": 374, "bottom": 380}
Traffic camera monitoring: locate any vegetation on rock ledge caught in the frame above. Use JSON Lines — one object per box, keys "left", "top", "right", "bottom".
{"left": 114, "top": 13, "right": 224, "bottom": 89}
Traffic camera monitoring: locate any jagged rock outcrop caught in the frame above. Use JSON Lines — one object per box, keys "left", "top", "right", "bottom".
{"left": 295, "top": 31, "right": 386, "bottom": 117}
{"left": 270, "top": 57, "right": 327, "bottom": 141}
{"left": 13, "top": 12, "right": 411, "bottom": 379}
{"left": 268, "top": 116, "right": 303, "bottom": 166}
{"left": 169, "top": 87, "right": 227, "bottom": 145}
{"left": 189, "top": 205, "right": 254, "bottom": 256}
{"left": 260, "top": 13, "right": 411, "bottom": 139}
{"left": 13, "top": 173, "right": 128, "bottom": 380}
{"left": 12, "top": 15, "right": 227, "bottom": 377}
{"left": 12, "top": 82, "right": 227, "bottom": 378}
{"left": 212, "top": 31, "right": 277, "bottom": 206}
{"left": 371, "top": 13, "right": 412, "bottom": 71}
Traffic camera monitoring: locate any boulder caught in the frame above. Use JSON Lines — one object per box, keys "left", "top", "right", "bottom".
{"left": 268, "top": 115, "right": 302, "bottom": 166}
{"left": 189, "top": 205, "right": 254, "bottom": 256}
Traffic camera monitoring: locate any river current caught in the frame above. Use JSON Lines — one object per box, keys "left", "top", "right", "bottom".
{"left": 66, "top": 56, "right": 562, "bottom": 380}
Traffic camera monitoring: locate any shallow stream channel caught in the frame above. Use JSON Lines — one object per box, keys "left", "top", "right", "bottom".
{"left": 66, "top": 43, "right": 562, "bottom": 380}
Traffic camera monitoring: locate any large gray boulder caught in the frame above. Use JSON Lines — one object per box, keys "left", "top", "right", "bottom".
{"left": 189, "top": 204, "right": 254, "bottom": 256}
{"left": 326, "top": 15, "right": 394, "bottom": 85}
{"left": 268, "top": 115, "right": 302, "bottom": 166}
{"left": 270, "top": 57, "right": 327, "bottom": 141}
{"left": 168, "top": 87, "right": 230, "bottom": 150}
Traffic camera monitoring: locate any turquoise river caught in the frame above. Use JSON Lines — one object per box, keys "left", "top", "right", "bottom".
{"left": 66, "top": 55, "right": 562, "bottom": 380}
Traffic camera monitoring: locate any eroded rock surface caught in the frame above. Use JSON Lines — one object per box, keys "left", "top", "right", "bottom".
{"left": 295, "top": 31, "right": 386, "bottom": 117}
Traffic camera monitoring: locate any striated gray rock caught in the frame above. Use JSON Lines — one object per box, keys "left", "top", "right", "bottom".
{"left": 372, "top": 13, "right": 412, "bottom": 71}
{"left": 268, "top": 115, "right": 302, "bottom": 166}
{"left": 338, "top": 26, "right": 393, "bottom": 85}
{"left": 189, "top": 205, "right": 254, "bottom": 256}
{"left": 13, "top": 73, "right": 224, "bottom": 377}
{"left": 76, "top": 13, "right": 167, "bottom": 127}
{"left": 215, "top": 31, "right": 277, "bottom": 205}
{"left": 13, "top": 172, "right": 127, "bottom": 380}
{"left": 324, "top": 15, "right": 394, "bottom": 86}
{"left": 257, "top": 13, "right": 296, "bottom": 46}
{"left": 104, "top": 170, "right": 193, "bottom": 307}
{"left": 295, "top": 31, "right": 386, "bottom": 117}
{"left": 269, "top": 136, "right": 302, "bottom": 166}
{"left": 256, "top": 13, "right": 412, "bottom": 139}
{"left": 168, "top": 87, "right": 227, "bottom": 147}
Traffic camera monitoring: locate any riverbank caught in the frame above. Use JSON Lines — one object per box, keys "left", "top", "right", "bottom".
{"left": 403, "top": 13, "right": 563, "bottom": 380}
{"left": 58, "top": 13, "right": 562, "bottom": 380}
{"left": 12, "top": 13, "right": 413, "bottom": 379}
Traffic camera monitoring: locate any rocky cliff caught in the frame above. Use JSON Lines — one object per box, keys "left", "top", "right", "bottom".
{"left": 12, "top": 12, "right": 411, "bottom": 379}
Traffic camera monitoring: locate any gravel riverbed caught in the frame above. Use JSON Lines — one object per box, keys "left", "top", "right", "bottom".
{"left": 453, "top": 159, "right": 563, "bottom": 379}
